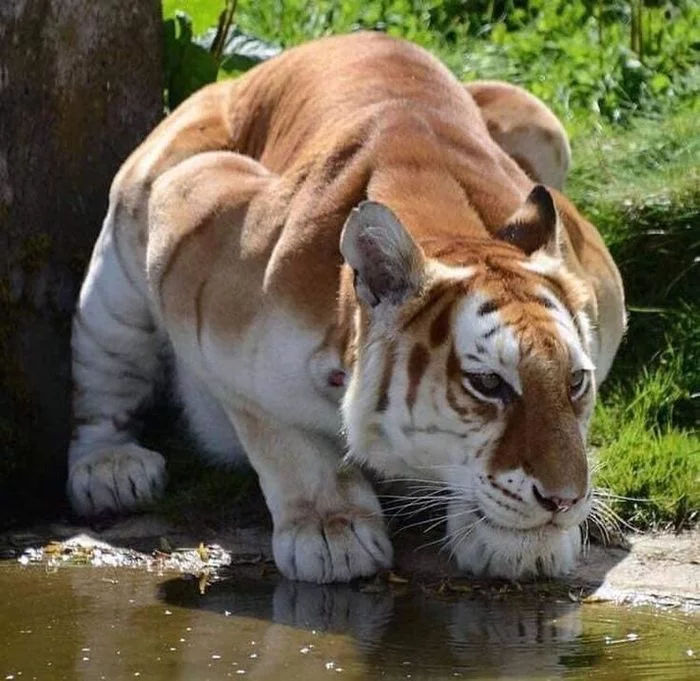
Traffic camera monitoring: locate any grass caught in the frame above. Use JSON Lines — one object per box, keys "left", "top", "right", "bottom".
{"left": 592, "top": 382, "right": 698, "bottom": 530}
{"left": 158, "top": 0, "right": 699, "bottom": 532}
{"left": 566, "top": 108, "right": 700, "bottom": 530}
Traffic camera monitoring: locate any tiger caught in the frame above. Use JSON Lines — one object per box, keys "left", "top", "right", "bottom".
{"left": 67, "top": 32, "right": 626, "bottom": 583}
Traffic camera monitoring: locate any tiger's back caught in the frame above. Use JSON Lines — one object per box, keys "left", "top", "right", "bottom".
{"left": 68, "top": 32, "right": 625, "bottom": 583}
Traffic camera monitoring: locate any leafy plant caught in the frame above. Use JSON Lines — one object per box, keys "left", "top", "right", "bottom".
{"left": 164, "top": 11, "right": 219, "bottom": 110}
{"left": 163, "top": 1, "right": 280, "bottom": 110}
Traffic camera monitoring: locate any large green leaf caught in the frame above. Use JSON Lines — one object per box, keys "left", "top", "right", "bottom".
{"left": 164, "top": 12, "right": 219, "bottom": 110}
{"left": 195, "top": 26, "right": 281, "bottom": 73}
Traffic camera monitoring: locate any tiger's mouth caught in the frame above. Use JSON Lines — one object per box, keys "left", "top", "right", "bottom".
{"left": 469, "top": 506, "right": 583, "bottom": 534}
{"left": 447, "top": 501, "right": 585, "bottom": 579}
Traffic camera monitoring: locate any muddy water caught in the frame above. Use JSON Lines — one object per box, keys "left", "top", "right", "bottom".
{"left": 0, "top": 563, "right": 697, "bottom": 681}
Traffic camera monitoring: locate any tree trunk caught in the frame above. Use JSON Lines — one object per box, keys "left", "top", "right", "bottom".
{"left": 0, "top": 0, "right": 163, "bottom": 521}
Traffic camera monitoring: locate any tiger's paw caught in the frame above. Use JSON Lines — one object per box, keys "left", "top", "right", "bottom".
{"left": 272, "top": 504, "right": 393, "bottom": 583}
{"left": 67, "top": 444, "right": 167, "bottom": 516}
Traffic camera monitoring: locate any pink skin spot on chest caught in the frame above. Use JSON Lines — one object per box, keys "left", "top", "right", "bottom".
{"left": 328, "top": 369, "right": 346, "bottom": 388}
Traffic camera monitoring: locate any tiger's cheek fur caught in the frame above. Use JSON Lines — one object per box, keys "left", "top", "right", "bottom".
{"left": 342, "top": 286, "right": 508, "bottom": 482}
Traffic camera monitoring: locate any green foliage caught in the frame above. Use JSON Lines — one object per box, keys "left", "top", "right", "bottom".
{"left": 164, "top": 1, "right": 699, "bottom": 124}
{"left": 163, "top": 3, "right": 280, "bottom": 109}
{"left": 591, "top": 363, "right": 699, "bottom": 529}
{"left": 462, "top": 0, "right": 700, "bottom": 124}
{"left": 567, "top": 109, "right": 699, "bottom": 529}
{"left": 197, "top": 25, "right": 281, "bottom": 73}
{"left": 164, "top": 12, "right": 218, "bottom": 110}
{"left": 568, "top": 107, "right": 699, "bottom": 422}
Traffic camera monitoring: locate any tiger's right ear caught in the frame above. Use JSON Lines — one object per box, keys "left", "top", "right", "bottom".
{"left": 495, "top": 185, "right": 561, "bottom": 258}
{"left": 340, "top": 201, "right": 424, "bottom": 308}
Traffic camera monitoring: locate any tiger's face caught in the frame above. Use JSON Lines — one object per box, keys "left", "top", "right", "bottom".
{"left": 340, "top": 189, "right": 596, "bottom": 579}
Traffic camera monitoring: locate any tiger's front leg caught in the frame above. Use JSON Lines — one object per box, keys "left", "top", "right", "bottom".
{"left": 228, "top": 407, "right": 393, "bottom": 583}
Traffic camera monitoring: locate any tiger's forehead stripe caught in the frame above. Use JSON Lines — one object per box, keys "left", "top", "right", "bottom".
{"left": 429, "top": 298, "right": 457, "bottom": 347}
{"left": 400, "top": 280, "right": 455, "bottom": 333}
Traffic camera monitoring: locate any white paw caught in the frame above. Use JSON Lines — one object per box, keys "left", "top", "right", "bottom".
{"left": 67, "top": 444, "right": 166, "bottom": 516}
{"left": 273, "top": 508, "right": 393, "bottom": 583}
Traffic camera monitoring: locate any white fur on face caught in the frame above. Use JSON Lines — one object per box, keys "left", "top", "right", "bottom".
{"left": 446, "top": 500, "right": 583, "bottom": 579}
{"left": 453, "top": 291, "right": 523, "bottom": 394}
{"left": 345, "top": 256, "right": 597, "bottom": 579}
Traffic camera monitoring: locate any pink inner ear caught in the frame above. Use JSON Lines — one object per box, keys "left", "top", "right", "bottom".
{"left": 328, "top": 369, "right": 346, "bottom": 387}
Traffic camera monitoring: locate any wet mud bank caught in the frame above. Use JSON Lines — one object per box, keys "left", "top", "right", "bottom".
{"left": 2, "top": 516, "right": 698, "bottom": 610}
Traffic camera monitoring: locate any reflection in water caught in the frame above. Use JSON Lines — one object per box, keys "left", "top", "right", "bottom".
{"left": 0, "top": 564, "right": 697, "bottom": 681}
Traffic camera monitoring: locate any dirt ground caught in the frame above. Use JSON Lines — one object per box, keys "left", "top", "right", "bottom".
{"left": 3, "top": 514, "right": 698, "bottom": 609}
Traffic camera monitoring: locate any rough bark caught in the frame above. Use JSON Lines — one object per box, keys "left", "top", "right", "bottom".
{"left": 0, "top": 0, "right": 163, "bottom": 520}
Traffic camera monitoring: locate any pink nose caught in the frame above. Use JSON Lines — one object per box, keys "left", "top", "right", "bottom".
{"left": 533, "top": 485, "right": 578, "bottom": 513}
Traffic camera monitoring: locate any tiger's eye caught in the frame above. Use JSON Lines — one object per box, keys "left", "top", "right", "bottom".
{"left": 569, "top": 369, "right": 586, "bottom": 396}
{"left": 477, "top": 373, "right": 501, "bottom": 391}
{"left": 464, "top": 372, "right": 505, "bottom": 399}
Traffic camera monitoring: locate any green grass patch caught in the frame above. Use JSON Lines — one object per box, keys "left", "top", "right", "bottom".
{"left": 591, "top": 363, "right": 699, "bottom": 530}
{"left": 568, "top": 105, "right": 699, "bottom": 398}
{"left": 567, "top": 108, "right": 699, "bottom": 530}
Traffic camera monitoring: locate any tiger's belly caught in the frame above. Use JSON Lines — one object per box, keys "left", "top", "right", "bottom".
{"left": 174, "top": 359, "right": 245, "bottom": 464}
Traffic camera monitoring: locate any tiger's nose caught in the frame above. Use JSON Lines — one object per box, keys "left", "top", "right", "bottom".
{"left": 532, "top": 485, "right": 579, "bottom": 513}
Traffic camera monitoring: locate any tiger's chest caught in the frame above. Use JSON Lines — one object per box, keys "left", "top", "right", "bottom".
{"left": 169, "top": 304, "right": 348, "bottom": 438}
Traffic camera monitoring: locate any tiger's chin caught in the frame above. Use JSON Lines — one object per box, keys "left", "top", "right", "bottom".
{"left": 447, "top": 509, "right": 583, "bottom": 581}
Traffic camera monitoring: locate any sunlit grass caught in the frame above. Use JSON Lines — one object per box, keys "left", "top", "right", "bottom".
{"left": 591, "top": 359, "right": 699, "bottom": 530}
{"left": 567, "top": 109, "right": 699, "bottom": 529}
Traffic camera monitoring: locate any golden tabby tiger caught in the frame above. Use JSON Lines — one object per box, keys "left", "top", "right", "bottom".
{"left": 68, "top": 33, "right": 625, "bottom": 583}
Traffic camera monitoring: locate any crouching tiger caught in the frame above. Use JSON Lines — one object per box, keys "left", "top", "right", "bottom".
{"left": 68, "top": 32, "right": 625, "bottom": 583}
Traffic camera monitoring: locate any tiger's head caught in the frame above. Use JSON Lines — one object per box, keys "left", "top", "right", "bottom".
{"left": 340, "top": 186, "right": 596, "bottom": 579}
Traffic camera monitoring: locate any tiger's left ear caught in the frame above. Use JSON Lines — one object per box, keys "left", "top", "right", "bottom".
{"left": 495, "top": 185, "right": 561, "bottom": 258}
{"left": 340, "top": 200, "right": 424, "bottom": 308}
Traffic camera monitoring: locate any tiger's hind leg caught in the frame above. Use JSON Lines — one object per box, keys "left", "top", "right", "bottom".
{"left": 68, "top": 201, "right": 167, "bottom": 516}
{"left": 465, "top": 81, "right": 571, "bottom": 189}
